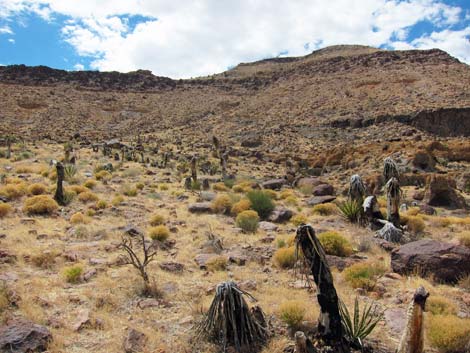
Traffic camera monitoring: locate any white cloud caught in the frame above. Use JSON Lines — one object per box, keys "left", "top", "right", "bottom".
{"left": 73, "top": 63, "right": 84, "bottom": 70}
{"left": 0, "top": 25, "right": 13, "bottom": 34}
{"left": 8, "top": 38, "right": 15, "bottom": 43}
{"left": 1, "top": 0, "right": 469, "bottom": 77}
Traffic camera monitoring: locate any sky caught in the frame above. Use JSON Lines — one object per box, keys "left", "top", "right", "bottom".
{"left": 0, "top": 0, "right": 469, "bottom": 79}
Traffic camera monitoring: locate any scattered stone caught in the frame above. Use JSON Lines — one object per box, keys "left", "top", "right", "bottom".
{"left": 307, "top": 195, "right": 336, "bottom": 206}
{"left": 121, "top": 224, "right": 143, "bottom": 237}
{"left": 326, "top": 255, "right": 361, "bottom": 271}
{"left": 137, "top": 299, "right": 160, "bottom": 309}
{"left": 226, "top": 251, "right": 247, "bottom": 266}
{"left": 0, "top": 249, "right": 16, "bottom": 264}
{"left": 82, "top": 268, "right": 97, "bottom": 282}
{"left": 384, "top": 308, "right": 407, "bottom": 336}
{"left": 72, "top": 309, "right": 91, "bottom": 331}
{"left": 268, "top": 207, "right": 293, "bottom": 223}
{"left": 123, "top": 328, "right": 148, "bottom": 353}
{"left": 391, "top": 239, "right": 470, "bottom": 283}
{"left": 159, "top": 261, "right": 184, "bottom": 273}
{"left": 295, "top": 177, "right": 323, "bottom": 189}
{"left": 258, "top": 221, "right": 278, "bottom": 232}
{"left": 313, "top": 183, "right": 334, "bottom": 196}
{"left": 199, "top": 191, "right": 216, "bottom": 202}
{"left": 188, "top": 202, "right": 213, "bottom": 213}
{"left": 0, "top": 317, "right": 52, "bottom": 353}
{"left": 418, "top": 204, "right": 436, "bottom": 215}
{"left": 261, "top": 178, "right": 286, "bottom": 190}
{"left": 194, "top": 253, "right": 218, "bottom": 269}
{"left": 239, "top": 280, "right": 257, "bottom": 291}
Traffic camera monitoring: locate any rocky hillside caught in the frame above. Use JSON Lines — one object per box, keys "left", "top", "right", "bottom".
{"left": 0, "top": 45, "right": 469, "bottom": 152}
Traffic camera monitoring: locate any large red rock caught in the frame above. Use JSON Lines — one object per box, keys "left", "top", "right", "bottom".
{"left": 391, "top": 239, "right": 470, "bottom": 283}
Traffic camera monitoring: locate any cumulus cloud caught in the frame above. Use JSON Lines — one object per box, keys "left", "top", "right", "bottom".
{"left": 0, "top": 0, "right": 469, "bottom": 77}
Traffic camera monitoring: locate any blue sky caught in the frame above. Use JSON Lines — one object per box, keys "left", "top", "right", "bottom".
{"left": 0, "top": 0, "right": 469, "bottom": 78}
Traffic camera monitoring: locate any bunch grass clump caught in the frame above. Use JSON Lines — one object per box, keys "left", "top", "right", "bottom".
{"left": 312, "top": 202, "right": 337, "bottom": 216}
{"left": 78, "top": 191, "right": 99, "bottom": 203}
{"left": 63, "top": 265, "right": 83, "bottom": 283}
{"left": 212, "top": 194, "right": 234, "bottom": 214}
{"left": 0, "top": 203, "right": 12, "bottom": 218}
{"left": 279, "top": 300, "right": 306, "bottom": 328}
{"left": 426, "top": 296, "right": 458, "bottom": 316}
{"left": 149, "top": 214, "right": 165, "bottom": 226}
{"left": 273, "top": 246, "right": 296, "bottom": 269}
{"left": 318, "top": 231, "right": 353, "bottom": 257}
{"left": 343, "top": 262, "right": 387, "bottom": 291}
{"left": 427, "top": 315, "right": 470, "bottom": 353}
{"left": 206, "top": 256, "right": 228, "bottom": 271}
{"left": 27, "top": 183, "right": 47, "bottom": 195}
{"left": 231, "top": 198, "right": 251, "bottom": 215}
{"left": 148, "top": 225, "right": 170, "bottom": 242}
{"left": 236, "top": 210, "right": 259, "bottom": 233}
{"left": 23, "top": 195, "right": 58, "bottom": 215}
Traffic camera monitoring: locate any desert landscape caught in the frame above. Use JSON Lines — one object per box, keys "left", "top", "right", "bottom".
{"left": 0, "top": 45, "right": 470, "bottom": 353}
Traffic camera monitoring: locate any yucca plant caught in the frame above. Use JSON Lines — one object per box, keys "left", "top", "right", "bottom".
{"left": 337, "top": 199, "right": 363, "bottom": 223}
{"left": 383, "top": 157, "right": 399, "bottom": 182}
{"left": 339, "top": 297, "right": 383, "bottom": 349}
{"left": 64, "top": 164, "right": 78, "bottom": 181}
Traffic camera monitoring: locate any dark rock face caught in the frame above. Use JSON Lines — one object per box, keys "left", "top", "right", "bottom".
{"left": 0, "top": 317, "right": 52, "bottom": 352}
{"left": 267, "top": 207, "right": 293, "bottom": 223}
{"left": 391, "top": 239, "right": 470, "bottom": 283}
{"left": 313, "top": 183, "right": 335, "bottom": 196}
{"left": 412, "top": 150, "right": 435, "bottom": 171}
{"left": 424, "top": 174, "right": 467, "bottom": 209}
{"left": 307, "top": 195, "right": 337, "bottom": 206}
{"left": 412, "top": 107, "right": 470, "bottom": 137}
{"left": 188, "top": 202, "right": 213, "bottom": 213}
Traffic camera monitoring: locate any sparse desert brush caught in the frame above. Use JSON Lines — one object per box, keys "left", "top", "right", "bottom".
{"left": 312, "top": 203, "right": 337, "bottom": 216}
{"left": 70, "top": 212, "right": 90, "bottom": 224}
{"left": 426, "top": 296, "right": 458, "bottom": 315}
{"left": 68, "top": 185, "right": 88, "bottom": 194}
{"left": 0, "top": 283, "right": 9, "bottom": 313}
{"left": 149, "top": 213, "right": 165, "bottom": 226}
{"left": 279, "top": 300, "right": 306, "bottom": 328}
{"left": 274, "top": 246, "right": 296, "bottom": 269}
{"left": 112, "top": 195, "right": 124, "bottom": 206}
{"left": 236, "top": 210, "right": 259, "bottom": 233}
{"left": 231, "top": 198, "right": 251, "bottom": 215}
{"left": 284, "top": 195, "right": 298, "bottom": 206}
{"left": 458, "top": 274, "right": 470, "bottom": 291}
{"left": 263, "top": 189, "right": 278, "bottom": 200}
{"left": 427, "top": 315, "right": 470, "bottom": 353}
{"left": 159, "top": 184, "right": 169, "bottom": 191}
{"left": 206, "top": 255, "right": 228, "bottom": 271}
{"left": 432, "top": 216, "right": 470, "bottom": 228}
{"left": 122, "top": 185, "right": 138, "bottom": 197}
{"left": 136, "top": 182, "right": 145, "bottom": 190}
{"left": 213, "top": 182, "right": 229, "bottom": 192}
{"left": 318, "top": 231, "right": 353, "bottom": 257}
{"left": 86, "top": 208, "right": 96, "bottom": 217}
{"left": 48, "top": 169, "right": 57, "bottom": 181}
{"left": 63, "top": 265, "right": 83, "bottom": 283}
{"left": 457, "top": 231, "right": 470, "bottom": 248}
{"left": 405, "top": 207, "right": 421, "bottom": 216}
{"left": 377, "top": 196, "right": 387, "bottom": 208}
{"left": 0, "top": 183, "right": 27, "bottom": 200}
{"left": 212, "top": 194, "right": 233, "bottom": 214}
{"left": 83, "top": 179, "right": 97, "bottom": 189}
{"left": 15, "top": 165, "right": 33, "bottom": 174}
{"left": 403, "top": 215, "right": 425, "bottom": 235}
{"left": 232, "top": 181, "right": 253, "bottom": 193}
{"left": 122, "top": 167, "right": 141, "bottom": 177}
{"left": 78, "top": 190, "right": 99, "bottom": 202}
{"left": 0, "top": 203, "right": 12, "bottom": 218}
{"left": 247, "top": 190, "right": 275, "bottom": 219}
{"left": 95, "top": 170, "right": 111, "bottom": 181}
{"left": 343, "top": 262, "right": 387, "bottom": 291}
{"left": 148, "top": 225, "right": 170, "bottom": 241}
{"left": 96, "top": 199, "right": 107, "bottom": 209}
{"left": 276, "top": 235, "right": 296, "bottom": 248}
{"left": 62, "top": 189, "right": 76, "bottom": 205}
{"left": 23, "top": 195, "right": 58, "bottom": 215}
{"left": 280, "top": 189, "right": 295, "bottom": 199}
{"left": 31, "top": 250, "right": 58, "bottom": 269}
{"left": 299, "top": 185, "right": 314, "bottom": 195}
{"left": 291, "top": 213, "right": 307, "bottom": 226}
{"left": 27, "top": 183, "right": 47, "bottom": 195}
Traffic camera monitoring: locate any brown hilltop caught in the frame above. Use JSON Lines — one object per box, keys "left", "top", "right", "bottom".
{"left": 0, "top": 44, "right": 469, "bottom": 152}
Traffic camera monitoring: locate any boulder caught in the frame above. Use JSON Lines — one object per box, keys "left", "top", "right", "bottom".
{"left": 391, "top": 239, "right": 470, "bottom": 283}
{"left": 412, "top": 150, "right": 435, "bottom": 171}
{"left": 241, "top": 137, "right": 262, "bottom": 148}
{"left": 424, "top": 174, "right": 466, "bottom": 209}
{"left": 124, "top": 328, "right": 147, "bottom": 353}
{"left": 159, "top": 261, "right": 184, "bottom": 273}
{"left": 0, "top": 317, "right": 51, "bottom": 352}
{"left": 295, "top": 177, "right": 323, "bottom": 189}
{"left": 258, "top": 221, "right": 278, "bottom": 232}
{"left": 267, "top": 207, "right": 293, "bottom": 223}
{"left": 188, "top": 202, "right": 213, "bottom": 213}
{"left": 313, "top": 183, "right": 334, "bottom": 196}
{"left": 307, "top": 195, "right": 336, "bottom": 206}
{"left": 261, "top": 178, "right": 286, "bottom": 190}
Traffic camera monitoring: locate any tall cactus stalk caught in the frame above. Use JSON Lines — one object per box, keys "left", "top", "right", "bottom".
{"left": 386, "top": 177, "right": 401, "bottom": 227}
{"left": 54, "top": 162, "right": 65, "bottom": 206}
{"left": 349, "top": 174, "right": 366, "bottom": 204}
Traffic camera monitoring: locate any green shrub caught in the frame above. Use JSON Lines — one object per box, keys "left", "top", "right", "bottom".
{"left": 274, "top": 246, "right": 296, "bottom": 269}
{"left": 427, "top": 315, "right": 470, "bottom": 353}
{"left": 279, "top": 300, "right": 306, "bottom": 328}
{"left": 236, "top": 210, "right": 260, "bottom": 233}
{"left": 63, "top": 265, "right": 83, "bottom": 283}
{"left": 426, "top": 296, "right": 458, "bottom": 316}
{"left": 337, "top": 199, "right": 363, "bottom": 223}
{"left": 291, "top": 214, "right": 307, "bottom": 226}
{"left": 343, "top": 262, "right": 387, "bottom": 291}
{"left": 318, "top": 231, "right": 353, "bottom": 257}
{"left": 23, "top": 195, "right": 58, "bottom": 215}
{"left": 148, "top": 225, "right": 170, "bottom": 242}
{"left": 247, "top": 190, "right": 275, "bottom": 219}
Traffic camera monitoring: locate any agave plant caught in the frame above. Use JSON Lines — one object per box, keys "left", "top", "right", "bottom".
{"left": 64, "top": 163, "right": 77, "bottom": 181}
{"left": 338, "top": 199, "right": 363, "bottom": 223}
{"left": 386, "top": 177, "right": 402, "bottom": 226}
{"left": 349, "top": 174, "right": 367, "bottom": 203}
{"left": 339, "top": 297, "right": 383, "bottom": 349}
{"left": 383, "top": 157, "right": 399, "bottom": 182}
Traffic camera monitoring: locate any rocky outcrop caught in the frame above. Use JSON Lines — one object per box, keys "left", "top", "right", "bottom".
{"left": 391, "top": 239, "right": 470, "bottom": 283}
{"left": 424, "top": 174, "right": 467, "bottom": 209}
{"left": 0, "top": 317, "right": 52, "bottom": 352}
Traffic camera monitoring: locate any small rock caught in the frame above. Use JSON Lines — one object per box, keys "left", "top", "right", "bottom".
{"left": 73, "top": 309, "right": 91, "bottom": 331}
{"left": 124, "top": 328, "right": 147, "bottom": 353}
{"left": 261, "top": 178, "right": 286, "bottom": 190}
{"left": 313, "top": 183, "right": 334, "bottom": 196}
{"left": 159, "top": 261, "right": 184, "bottom": 273}
{"left": 258, "top": 221, "right": 278, "bottom": 232}
{"left": 307, "top": 195, "right": 336, "bottom": 206}
{"left": 188, "top": 202, "right": 213, "bottom": 213}
{"left": 268, "top": 207, "right": 293, "bottom": 223}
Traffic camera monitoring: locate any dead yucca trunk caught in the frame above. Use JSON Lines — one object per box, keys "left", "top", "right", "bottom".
{"left": 197, "top": 281, "right": 268, "bottom": 353}
{"left": 295, "top": 224, "right": 348, "bottom": 351}
{"left": 386, "top": 177, "right": 401, "bottom": 227}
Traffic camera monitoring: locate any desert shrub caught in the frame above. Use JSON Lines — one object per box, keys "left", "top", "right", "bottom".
{"left": 318, "top": 231, "right": 353, "bottom": 257}
{"left": 23, "top": 195, "right": 58, "bottom": 215}
{"left": 0, "top": 183, "right": 27, "bottom": 200}
{"left": 64, "top": 164, "right": 78, "bottom": 182}
{"left": 291, "top": 214, "right": 307, "bottom": 226}
{"left": 284, "top": 195, "right": 298, "bottom": 206}
{"left": 86, "top": 209, "right": 96, "bottom": 217}
{"left": 95, "top": 170, "right": 111, "bottom": 181}
{"left": 83, "top": 179, "right": 97, "bottom": 189}
{"left": 31, "top": 250, "right": 58, "bottom": 269}
{"left": 159, "top": 184, "right": 169, "bottom": 191}
{"left": 247, "top": 190, "right": 275, "bottom": 219}
{"left": 78, "top": 191, "right": 99, "bottom": 203}
{"left": 148, "top": 225, "right": 170, "bottom": 242}
{"left": 0, "top": 203, "right": 12, "bottom": 218}
{"left": 212, "top": 194, "right": 233, "bottom": 214}
{"left": 27, "top": 183, "right": 47, "bottom": 195}
{"left": 279, "top": 300, "right": 306, "bottom": 328}
{"left": 63, "top": 189, "right": 76, "bottom": 205}
{"left": 96, "top": 200, "right": 107, "bottom": 209}
{"left": 405, "top": 207, "right": 421, "bottom": 216}
{"left": 427, "top": 315, "right": 470, "bottom": 353}
{"left": 149, "top": 214, "right": 165, "bottom": 226}
{"left": 274, "top": 246, "right": 296, "bottom": 269}
{"left": 122, "top": 168, "right": 141, "bottom": 177}
{"left": 70, "top": 212, "right": 90, "bottom": 224}
{"left": 232, "top": 181, "right": 253, "bottom": 193}
{"left": 63, "top": 265, "right": 83, "bottom": 283}
{"left": 280, "top": 189, "right": 295, "bottom": 199}
{"left": 223, "top": 178, "right": 235, "bottom": 189}
{"left": 276, "top": 235, "right": 295, "bottom": 248}
{"left": 206, "top": 256, "right": 228, "bottom": 271}
{"left": 236, "top": 210, "right": 259, "bottom": 233}
{"left": 231, "top": 198, "right": 251, "bottom": 215}
{"left": 112, "top": 195, "right": 124, "bottom": 206}
{"left": 337, "top": 199, "right": 363, "bottom": 223}
{"left": 458, "top": 274, "right": 470, "bottom": 291}
{"left": 263, "top": 189, "right": 278, "bottom": 200}
{"left": 405, "top": 215, "right": 425, "bottom": 235}
{"left": 343, "top": 262, "right": 387, "bottom": 291}
{"left": 213, "top": 182, "right": 230, "bottom": 192}
{"left": 69, "top": 185, "right": 88, "bottom": 194}
{"left": 122, "top": 185, "right": 138, "bottom": 197}
{"left": 312, "top": 203, "right": 337, "bottom": 216}
{"left": 426, "top": 296, "right": 458, "bottom": 316}
{"left": 136, "top": 182, "right": 145, "bottom": 190}
{"left": 15, "top": 166, "right": 33, "bottom": 174}
{"left": 457, "top": 231, "right": 470, "bottom": 248}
